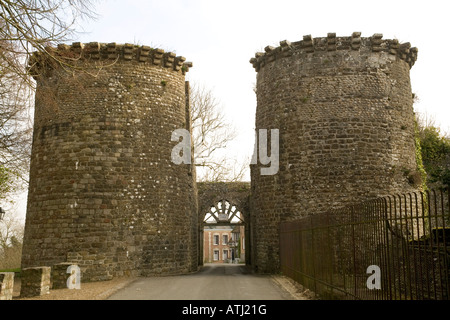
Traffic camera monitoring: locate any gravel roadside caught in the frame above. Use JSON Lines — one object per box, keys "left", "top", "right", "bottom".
{"left": 13, "top": 276, "right": 138, "bottom": 300}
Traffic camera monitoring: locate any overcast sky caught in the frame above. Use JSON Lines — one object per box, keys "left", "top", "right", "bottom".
{"left": 73, "top": 0, "right": 450, "bottom": 158}
{"left": 12, "top": 0, "right": 450, "bottom": 222}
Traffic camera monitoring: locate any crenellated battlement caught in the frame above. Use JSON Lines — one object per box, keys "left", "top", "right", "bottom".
{"left": 29, "top": 42, "right": 193, "bottom": 77}
{"left": 23, "top": 40, "right": 199, "bottom": 281}
{"left": 250, "top": 32, "right": 418, "bottom": 72}
{"left": 250, "top": 32, "right": 420, "bottom": 274}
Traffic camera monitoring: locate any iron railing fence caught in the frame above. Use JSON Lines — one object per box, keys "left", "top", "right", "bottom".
{"left": 280, "top": 188, "right": 450, "bottom": 300}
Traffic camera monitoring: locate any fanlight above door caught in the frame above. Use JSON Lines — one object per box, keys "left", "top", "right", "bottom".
{"left": 203, "top": 200, "right": 244, "bottom": 224}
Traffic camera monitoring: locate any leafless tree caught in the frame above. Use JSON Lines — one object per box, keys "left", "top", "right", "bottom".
{"left": 190, "top": 83, "right": 248, "bottom": 182}
{"left": 198, "top": 157, "right": 249, "bottom": 182}
{"left": 416, "top": 110, "right": 449, "bottom": 138}
{"left": 416, "top": 110, "right": 436, "bottom": 130}
{"left": 0, "top": 0, "right": 97, "bottom": 85}
{"left": 0, "top": 214, "right": 24, "bottom": 269}
{"left": 0, "top": 1, "right": 97, "bottom": 206}
{"left": 0, "top": 60, "right": 33, "bottom": 199}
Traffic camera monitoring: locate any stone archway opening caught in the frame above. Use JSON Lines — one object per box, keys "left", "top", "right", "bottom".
{"left": 202, "top": 199, "right": 246, "bottom": 265}
{"left": 196, "top": 182, "right": 251, "bottom": 268}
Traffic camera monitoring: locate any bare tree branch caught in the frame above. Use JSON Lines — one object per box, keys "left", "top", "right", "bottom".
{"left": 0, "top": 213, "right": 24, "bottom": 268}
{"left": 0, "top": 0, "right": 98, "bottom": 86}
{"left": 190, "top": 83, "right": 249, "bottom": 182}
{"left": 0, "top": 0, "right": 98, "bottom": 208}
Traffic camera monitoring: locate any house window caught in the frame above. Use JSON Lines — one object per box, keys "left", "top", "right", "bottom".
{"left": 213, "top": 250, "right": 219, "bottom": 261}
{"left": 213, "top": 235, "right": 219, "bottom": 245}
{"left": 222, "top": 234, "right": 228, "bottom": 245}
{"left": 223, "top": 250, "right": 229, "bottom": 260}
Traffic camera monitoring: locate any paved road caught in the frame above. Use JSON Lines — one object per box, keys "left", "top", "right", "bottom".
{"left": 108, "top": 263, "right": 296, "bottom": 300}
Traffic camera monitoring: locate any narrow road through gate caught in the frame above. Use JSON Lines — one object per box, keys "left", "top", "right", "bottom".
{"left": 108, "top": 263, "right": 295, "bottom": 300}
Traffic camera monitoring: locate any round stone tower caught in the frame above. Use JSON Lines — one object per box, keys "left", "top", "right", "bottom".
{"left": 249, "top": 33, "right": 419, "bottom": 273}
{"left": 22, "top": 42, "right": 198, "bottom": 281}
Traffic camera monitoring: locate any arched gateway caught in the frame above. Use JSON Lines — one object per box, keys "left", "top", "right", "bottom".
{"left": 21, "top": 32, "right": 419, "bottom": 281}
{"left": 197, "top": 182, "right": 251, "bottom": 266}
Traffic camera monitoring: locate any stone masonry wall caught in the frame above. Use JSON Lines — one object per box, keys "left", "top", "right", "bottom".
{"left": 21, "top": 43, "right": 198, "bottom": 281}
{"left": 20, "top": 267, "right": 51, "bottom": 298}
{"left": 0, "top": 272, "right": 14, "bottom": 300}
{"left": 250, "top": 33, "right": 419, "bottom": 273}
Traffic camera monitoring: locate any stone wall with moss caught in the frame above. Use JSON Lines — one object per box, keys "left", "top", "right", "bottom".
{"left": 250, "top": 33, "right": 420, "bottom": 273}
{"left": 21, "top": 43, "right": 198, "bottom": 281}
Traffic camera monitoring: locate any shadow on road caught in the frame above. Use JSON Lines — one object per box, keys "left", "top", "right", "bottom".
{"left": 197, "top": 263, "right": 252, "bottom": 275}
